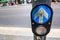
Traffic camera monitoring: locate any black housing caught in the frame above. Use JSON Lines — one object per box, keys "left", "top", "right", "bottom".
{"left": 31, "top": 4, "right": 53, "bottom": 36}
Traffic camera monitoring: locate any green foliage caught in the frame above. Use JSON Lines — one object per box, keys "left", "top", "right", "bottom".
{"left": 1, "top": 0, "right": 7, "bottom": 2}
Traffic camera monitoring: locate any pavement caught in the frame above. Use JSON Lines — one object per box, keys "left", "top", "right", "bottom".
{"left": 0, "top": 2, "right": 60, "bottom": 40}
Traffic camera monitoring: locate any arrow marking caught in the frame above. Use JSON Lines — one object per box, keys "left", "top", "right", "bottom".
{"left": 34, "top": 8, "right": 48, "bottom": 23}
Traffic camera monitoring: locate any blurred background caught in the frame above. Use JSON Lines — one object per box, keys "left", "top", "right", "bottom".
{"left": 0, "top": 0, "right": 60, "bottom": 40}
{"left": 0, "top": 0, "right": 60, "bottom": 6}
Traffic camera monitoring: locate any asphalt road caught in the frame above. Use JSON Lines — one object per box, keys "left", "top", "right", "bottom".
{"left": 0, "top": 4, "right": 32, "bottom": 27}
{"left": 0, "top": 34, "right": 60, "bottom": 40}
{"left": 0, "top": 3, "right": 60, "bottom": 28}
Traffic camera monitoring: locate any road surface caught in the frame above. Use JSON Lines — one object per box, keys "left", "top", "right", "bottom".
{"left": 0, "top": 3, "right": 60, "bottom": 28}
{"left": 0, "top": 2, "right": 60, "bottom": 40}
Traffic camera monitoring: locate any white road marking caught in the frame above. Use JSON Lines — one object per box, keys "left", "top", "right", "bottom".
{"left": 0, "top": 26, "right": 60, "bottom": 38}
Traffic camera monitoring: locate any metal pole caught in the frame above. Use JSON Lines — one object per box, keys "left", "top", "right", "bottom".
{"left": 34, "top": 35, "right": 37, "bottom": 40}
{"left": 34, "top": 35, "right": 46, "bottom": 40}
{"left": 15, "top": 0, "right": 16, "bottom": 4}
{"left": 32, "top": 0, "right": 51, "bottom": 7}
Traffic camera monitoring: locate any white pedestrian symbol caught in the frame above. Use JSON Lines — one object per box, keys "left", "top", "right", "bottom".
{"left": 34, "top": 8, "right": 48, "bottom": 23}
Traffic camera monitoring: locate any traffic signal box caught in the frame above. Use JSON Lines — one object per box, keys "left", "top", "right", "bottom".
{"left": 31, "top": 4, "right": 53, "bottom": 36}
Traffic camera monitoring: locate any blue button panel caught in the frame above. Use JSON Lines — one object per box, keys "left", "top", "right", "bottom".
{"left": 32, "top": 5, "right": 52, "bottom": 23}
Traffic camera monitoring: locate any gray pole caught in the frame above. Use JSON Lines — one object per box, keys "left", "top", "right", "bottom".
{"left": 15, "top": 0, "right": 16, "bottom": 4}
{"left": 32, "top": 0, "right": 51, "bottom": 7}
{"left": 34, "top": 34, "right": 46, "bottom": 40}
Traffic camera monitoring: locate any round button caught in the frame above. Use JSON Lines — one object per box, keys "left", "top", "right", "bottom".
{"left": 31, "top": 4, "right": 52, "bottom": 24}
